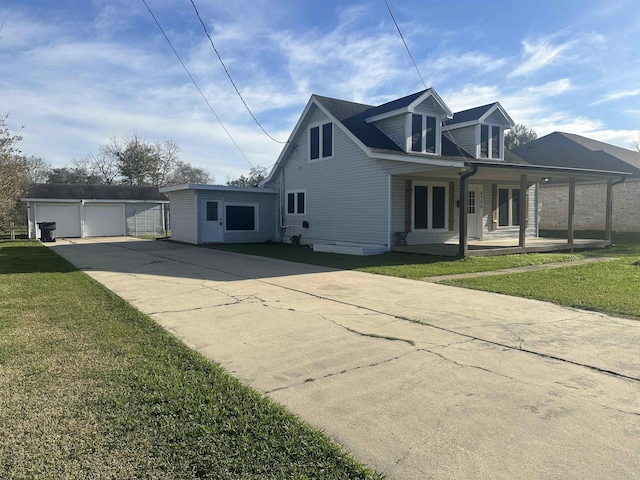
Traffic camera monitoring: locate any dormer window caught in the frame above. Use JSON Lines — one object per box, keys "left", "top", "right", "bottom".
{"left": 480, "top": 125, "right": 502, "bottom": 159}
{"left": 410, "top": 114, "right": 438, "bottom": 154}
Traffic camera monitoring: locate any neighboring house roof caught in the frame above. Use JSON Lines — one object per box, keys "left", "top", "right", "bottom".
{"left": 512, "top": 132, "right": 640, "bottom": 179}
{"left": 160, "top": 184, "right": 278, "bottom": 194}
{"left": 24, "top": 184, "right": 169, "bottom": 201}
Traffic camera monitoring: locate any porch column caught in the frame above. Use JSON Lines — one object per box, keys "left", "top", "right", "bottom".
{"left": 519, "top": 174, "right": 527, "bottom": 247}
{"left": 458, "top": 175, "right": 469, "bottom": 258}
{"left": 567, "top": 177, "right": 576, "bottom": 244}
{"left": 605, "top": 179, "right": 613, "bottom": 242}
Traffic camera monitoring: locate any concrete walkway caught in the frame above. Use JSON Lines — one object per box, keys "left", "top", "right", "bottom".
{"left": 48, "top": 238, "right": 640, "bottom": 480}
{"left": 424, "top": 256, "right": 617, "bottom": 282}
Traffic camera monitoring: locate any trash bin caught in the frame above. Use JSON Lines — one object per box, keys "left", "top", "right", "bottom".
{"left": 37, "top": 221, "right": 56, "bottom": 242}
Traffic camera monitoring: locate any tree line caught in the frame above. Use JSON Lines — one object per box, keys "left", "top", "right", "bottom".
{"left": 26, "top": 134, "right": 214, "bottom": 187}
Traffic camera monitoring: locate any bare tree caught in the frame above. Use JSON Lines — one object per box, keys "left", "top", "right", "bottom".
{"left": 227, "top": 166, "right": 269, "bottom": 187}
{"left": 505, "top": 124, "right": 538, "bottom": 150}
{"left": 166, "top": 160, "right": 214, "bottom": 185}
{"left": 26, "top": 156, "right": 51, "bottom": 184}
{"left": 631, "top": 136, "right": 640, "bottom": 153}
{"left": 0, "top": 113, "right": 29, "bottom": 225}
{"left": 76, "top": 148, "right": 120, "bottom": 185}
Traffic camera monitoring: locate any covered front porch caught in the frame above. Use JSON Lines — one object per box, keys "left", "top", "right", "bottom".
{"left": 393, "top": 236, "right": 611, "bottom": 257}
{"left": 390, "top": 160, "right": 628, "bottom": 258}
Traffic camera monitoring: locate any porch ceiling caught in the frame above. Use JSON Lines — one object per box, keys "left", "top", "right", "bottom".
{"left": 394, "top": 162, "right": 630, "bottom": 185}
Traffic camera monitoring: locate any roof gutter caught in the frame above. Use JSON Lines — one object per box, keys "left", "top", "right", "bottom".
{"left": 458, "top": 163, "right": 479, "bottom": 258}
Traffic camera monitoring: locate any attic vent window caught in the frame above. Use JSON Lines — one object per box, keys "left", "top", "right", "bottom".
{"left": 310, "top": 122, "right": 333, "bottom": 161}
{"left": 410, "top": 114, "right": 437, "bottom": 154}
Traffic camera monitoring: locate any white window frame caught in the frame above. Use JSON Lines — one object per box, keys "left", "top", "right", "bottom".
{"left": 406, "top": 114, "right": 441, "bottom": 155}
{"left": 286, "top": 190, "right": 306, "bottom": 216}
{"left": 412, "top": 181, "right": 449, "bottom": 231}
{"left": 224, "top": 202, "right": 259, "bottom": 232}
{"left": 496, "top": 186, "right": 521, "bottom": 228}
{"left": 478, "top": 124, "right": 503, "bottom": 159}
{"left": 308, "top": 122, "right": 334, "bottom": 162}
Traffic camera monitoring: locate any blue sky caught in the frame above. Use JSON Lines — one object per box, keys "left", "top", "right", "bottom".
{"left": 2, "top": 0, "right": 639, "bottom": 181}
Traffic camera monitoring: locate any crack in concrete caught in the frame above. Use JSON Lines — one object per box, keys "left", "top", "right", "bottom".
{"left": 321, "top": 315, "right": 416, "bottom": 346}
{"left": 97, "top": 241, "right": 640, "bottom": 385}
{"left": 264, "top": 352, "right": 413, "bottom": 394}
{"left": 416, "top": 347, "right": 519, "bottom": 382}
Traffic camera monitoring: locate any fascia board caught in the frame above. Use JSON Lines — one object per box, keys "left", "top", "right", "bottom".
{"left": 372, "top": 152, "right": 466, "bottom": 168}
{"left": 408, "top": 89, "right": 454, "bottom": 118}
{"left": 479, "top": 102, "right": 515, "bottom": 127}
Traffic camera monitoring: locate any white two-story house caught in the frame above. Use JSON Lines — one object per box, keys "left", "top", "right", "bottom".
{"left": 164, "top": 88, "right": 628, "bottom": 256}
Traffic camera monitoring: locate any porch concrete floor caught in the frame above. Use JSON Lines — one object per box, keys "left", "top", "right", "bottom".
{"left": 392, "top": 237, "right": 611, "bottom": 257}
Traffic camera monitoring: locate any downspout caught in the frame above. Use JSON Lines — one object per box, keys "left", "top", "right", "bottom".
{"left": 458, "top": 163, "right": 479, "bottom": 258}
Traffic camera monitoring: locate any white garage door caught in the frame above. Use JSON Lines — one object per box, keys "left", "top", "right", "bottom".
{"left": 84, "top": 205, "right": 125, "bottom": 237}
{"left": 35, "top": 204, "right": 81, "bottom": 238}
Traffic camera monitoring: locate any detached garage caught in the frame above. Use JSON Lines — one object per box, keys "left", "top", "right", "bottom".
{"left": 23, "top": 184, "right": 168, "bottom": 239}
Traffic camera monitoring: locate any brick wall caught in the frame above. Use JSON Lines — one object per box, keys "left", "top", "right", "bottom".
{"left": 539, "top": 180, "right": 640, "bottom": 232}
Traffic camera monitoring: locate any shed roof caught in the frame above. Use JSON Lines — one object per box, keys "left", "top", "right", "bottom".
{"left": 24, "top": 184, "right": 168, "bottom": 201}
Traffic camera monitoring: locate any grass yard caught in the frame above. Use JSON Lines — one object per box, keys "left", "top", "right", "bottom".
{"left": 442, "top": 233, "right": 640, "bottom": 320}
{"left": 0, "top": 241, "right": 381, "bottom": 479}
{"left": 213, "top": 243, "right": 584, "bottom": 280}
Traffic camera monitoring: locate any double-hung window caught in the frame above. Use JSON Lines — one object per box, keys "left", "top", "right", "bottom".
{"left": 413, "top": 183, "right": 448, "bottom": 230}
{"left": 287, "top": 190, "right": 305, "bottom": 215}
{"left": 410, "top": 114, "right": 437, "bottom": 154}
{"left": 480, "top": 125, "right": 502, "bottom": 159}
{"left": 309, "top": 122, "right": 333, "bottom": 160}
{"left": 497, "top": 187, "right": 520, "bottom": 227}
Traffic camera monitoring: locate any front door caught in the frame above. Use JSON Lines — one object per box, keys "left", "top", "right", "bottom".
{"left": 467, "top": 187, "right": 479, "bottom": 238}
{"left": 203, "top": 201, "right": 223, "bottom": 243}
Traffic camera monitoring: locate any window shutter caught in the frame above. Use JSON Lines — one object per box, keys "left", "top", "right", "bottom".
{"left": 448, "top": 181, "right": 455, "bottom": 231}
{"left": 491, "top": 184, "right": 498, "bottom": 230}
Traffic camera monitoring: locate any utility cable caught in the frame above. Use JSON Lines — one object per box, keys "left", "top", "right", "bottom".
{"left": 189, "top": 0, "right": 287, "bottom": 144}
{"left": 141, "top": 0, "right": 254, "bottom": 168}
{"left": 383, "top": 0, "right": 469, "bottom": 160}
{"left": 384, "top": 0, "right": 427, "bottom": 89}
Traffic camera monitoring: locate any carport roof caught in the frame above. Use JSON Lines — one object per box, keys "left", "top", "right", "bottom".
{"left": 24, "top": 184, "right": 168, "bottom": 201}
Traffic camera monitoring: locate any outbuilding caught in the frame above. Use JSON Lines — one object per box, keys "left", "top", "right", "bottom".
{"left": 159, "top": 184, "right": 278, "bottom": 244}
{"left": 23, "top": 184, "right": 168, "bottom": 239}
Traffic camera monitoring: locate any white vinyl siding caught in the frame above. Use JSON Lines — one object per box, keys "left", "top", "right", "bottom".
{"left": 374, "top": 116, "right": 406, "bottom": 149}
{"left": 278, "top": 105, "right": 390, "bottom": 247}
{"left": 168, "top": 190, "right": 198, "bottom": 244}
{"left": 445, "top": 126, "right": 476, "bottom": 158}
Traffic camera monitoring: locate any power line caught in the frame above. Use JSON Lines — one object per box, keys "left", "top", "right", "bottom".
{"left": 140, "top": 0, "right": 254, "bottom": 168}
{"left": 189, "top": 0, "right": 287, "bottom": 144}
{"left": 384, "top": 0, "right": 427, "bottom": 89}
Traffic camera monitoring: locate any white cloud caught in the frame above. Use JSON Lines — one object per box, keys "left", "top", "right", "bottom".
{"left": 593, "top": 88, "right": 640, "bottom": 105}
{"left": 509, "top": 36, "right": 574, "bottom": 78}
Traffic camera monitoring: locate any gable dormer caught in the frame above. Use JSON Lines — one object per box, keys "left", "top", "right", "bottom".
{"left": 364, "top": 89, "right": 453, "bottom": 156}
{"left": 445, "top": 103, "right": 514, "bottom": 160}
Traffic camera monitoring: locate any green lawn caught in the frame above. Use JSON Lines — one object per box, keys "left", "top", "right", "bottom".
{"left": 0, "top": 241, "right": 381, "bottom": 479}
{"left": 213, "top": 243, "right": 584, "bottom": 280}
{"left": 440, "top": 232, "right": 640, "bottom": 320}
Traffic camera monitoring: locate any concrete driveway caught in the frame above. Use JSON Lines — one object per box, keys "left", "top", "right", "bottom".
{"left": 49, "top": 237, "right": 640, "bottom": 479}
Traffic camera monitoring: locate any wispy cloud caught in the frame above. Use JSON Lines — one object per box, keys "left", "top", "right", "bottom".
{"left": 592, "top": 88, "right": 640, "bottom": 105}
{"left": 509, "top": 35, "right": 574, "bottom": 78}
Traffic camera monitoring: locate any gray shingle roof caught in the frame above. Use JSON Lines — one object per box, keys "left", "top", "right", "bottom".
{"left": 511, "top": 132, "right": 640, "bottom": 178}
{"left": 444, "top": 103, "right": 496, "bottom": 126}
{"left": 25, "top": 184, "right": 169, "bottom": 201}
{"left": 313, "top": 93, "right": 474, "bottom": 158}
